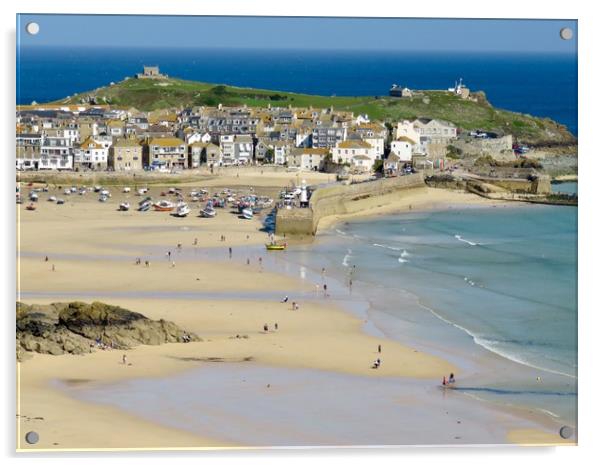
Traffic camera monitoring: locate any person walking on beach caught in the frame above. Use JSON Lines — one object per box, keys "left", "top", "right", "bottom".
{"left": 275, "top": 323, "right": 278, "bottom": 331}
{"left": 44, "top": 256, "right": 48, "bottom": 262}
{"left": 167, "top": 251, "right": 171, "bottom": 260}
{"left": 246, "top": 258, "right": 250, "bottom": 266}
{"left": 145, "top": 260, "right": 149, "bottom": 267}
{"left": 51, "top": 264, "right": 55, "bottom": 272}
{"left": 193, "top": 238, "right": 198, "bottom": 246}
{"left": 171, "top": 261, "right": 176, "bottom": 268}
{"left": 228, "top": 247, "right": 232, "bottom": 259}
{"left": 378, "top": 344, "right": 381, "bottom": 354}
{"left": 291, "top": 301, "right": 296, "bottom": 310}
{"left": 263, "top": 323, "right": 268, "bottom": 332}
{"left": 122, "top": 354, "right": 127, "bottom": 365}
{"left": 323, "top": 283, "right": 328, "bottom": 297}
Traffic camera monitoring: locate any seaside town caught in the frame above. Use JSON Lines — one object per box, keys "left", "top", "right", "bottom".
{"left": 16, "top": 65, "right": 578, "bottom": 450}
{"left": 17, "top": 66, "right": 520, "bottom": 176}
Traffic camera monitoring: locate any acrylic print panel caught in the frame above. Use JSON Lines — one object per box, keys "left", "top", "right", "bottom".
{"left": 15, "top": 14, "right": 577, "bottom": 450}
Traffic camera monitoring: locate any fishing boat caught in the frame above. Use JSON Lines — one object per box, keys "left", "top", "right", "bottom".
{"left": 153, "top": 200, "right": 175, "bottom": 211}
{"left": 56, "top": 198, "right": 65, "bottom": 205}
{"left": 138, "top": 200, "right": 152, "bottom": 212}
{"left": 119, "top": 202, "right": 130, "bottom": 211}
{"left": 100, "top": 189, "right": 111, "bottom": 197}
{"left": 25, "top": 203, "right": 36, "bottom": 211}
{"left": 123, "top": 187, "right": 131, "bottom": 193}
{"left": 173, "top": 203, "right": 191, "bottom": 218}
{"left": 265, "top": 242, "right": 287, "bottom": 251}
{"left": 48, "top": 196, "right": 57, "bottom": 202}
{"left": 241, "top": 208, "right": 254, "bottom": 220}
{"left": 201, "top": 201, "right": 217, "bottom": 218}
{"left": 99, "top": 195, "right": 109, "bottom": 202}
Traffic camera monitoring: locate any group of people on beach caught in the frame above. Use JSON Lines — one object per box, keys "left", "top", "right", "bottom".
{"left": 263, "top": 323, "right": 278, "bottom": 332}
{"left": 442, "top": 373, "right": 456, "bottom": 386}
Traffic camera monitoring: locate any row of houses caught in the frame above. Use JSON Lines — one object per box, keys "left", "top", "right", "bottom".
{"left": 16, "top": 101, "right": 459, "bottom": 173}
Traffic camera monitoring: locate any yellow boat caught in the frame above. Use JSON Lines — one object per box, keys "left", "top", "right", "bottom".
{"left": 265, "top": 243, "right": 287, "bottom": 251}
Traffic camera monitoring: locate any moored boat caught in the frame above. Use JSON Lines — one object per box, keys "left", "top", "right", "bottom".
{"left": 119, "top": 202, "right": 130, "bottom": 211}
{"left": 241, "top": 208, "right": 254, "bottom": 220}
{"left": 173, "top": 203, "right": 191, "bottom": 217}
{"left": 48, "top": 196, "right": 57, "bottom": 202}
{"left": 56, "top": 198, "right": 65, "bottom": 205}
{"left": 138, "top": 200, "right": 152, "bottom": 212}
{"left": 25, "top": 203, "right": 36, "bottom": 211}
{"left": 265, "top": 242, "right": 287, "bottom": 251}
{"left": 99, "top": 195, "right": 109, "bottom": 202}
{"left": 153, "top": 200, "right": 175, "bottom": 211}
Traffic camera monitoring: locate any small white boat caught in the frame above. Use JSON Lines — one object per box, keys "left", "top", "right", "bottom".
{"left": 29, "top": 192, "right": 38, "bottom": 201}
{"left": 56, "top": 198, "right": 65, "bottom": 205}
{"left": 241, "top": 208, "right": 254, "bottom": 220}
{"left": 93, "top": 185, "right": 102, "bottom": 192}
{"left": 173, "top": 203, "right": 191, "bottom": 217}
{"left": 100, "top": 189, "right": 111, "bottom": 197}
{"left": 63, "top": 188, "right": 71, "bottom": 195}
{"left": 137, "top": 188, "right": 149, "bottom": 195}
{"left": 119, "top": 202, "right": 130, "bottom": 211}
{"left": 99, "top": 195, "right": 109, "bottom": 202}
{"left": 70, "top": 186, "right": 77, "bottom": 193}
{"left": 48, "top": 196, "right": 57, "bottom": 202}
{"left": 79, "top": 188, "right": 87, "bottom": 195}
{"left": 202, "top": 207, "right": 217, "bottom": 218}
{"left": 123, "top": 187, "right": 131, "bottom": 193}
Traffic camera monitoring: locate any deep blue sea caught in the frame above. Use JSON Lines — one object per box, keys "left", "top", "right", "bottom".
{"left": 16, "top": 47, "right": 577, "bottom": 135}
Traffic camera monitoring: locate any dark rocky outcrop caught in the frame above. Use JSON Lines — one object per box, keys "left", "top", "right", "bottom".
{"left": 16, "top": 301, "right": 199, "bottom": 360}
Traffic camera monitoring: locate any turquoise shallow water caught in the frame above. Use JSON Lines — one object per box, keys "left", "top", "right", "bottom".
{"left": 284, "top": 204, "right": 577, "bottom": 423}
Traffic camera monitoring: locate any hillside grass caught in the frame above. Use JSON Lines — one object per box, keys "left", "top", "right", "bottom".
{"left": 53, "top": 77, "right": 575, "bottom": 145}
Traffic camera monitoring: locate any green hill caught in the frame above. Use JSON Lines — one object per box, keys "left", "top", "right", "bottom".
{"left": 53, "top": 77, "right": 576, "bottom": 146}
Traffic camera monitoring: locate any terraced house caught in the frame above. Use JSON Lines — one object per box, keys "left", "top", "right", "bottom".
{"left": 147, "top": 137, "right": 187, "bottom": 170}
{"left": 111, "top": 137, "right": 143, "bottom": 171}
{"left": 74, "top": 136, "right": 110, "bottom": 170}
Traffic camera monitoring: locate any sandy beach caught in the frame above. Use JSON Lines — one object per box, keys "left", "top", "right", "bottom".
{"left": 16, "top": 175, "right": 572, "bottom": 450}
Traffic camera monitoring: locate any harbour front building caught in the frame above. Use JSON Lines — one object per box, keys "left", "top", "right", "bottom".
{"left": 111, "top": 137, "right": 143, "bottom": 171}
{"left": 147, "top": 137, "right": 187, "bottom": 170}
{"left": 39, "top": 134, "right": 74, "bottom": 170}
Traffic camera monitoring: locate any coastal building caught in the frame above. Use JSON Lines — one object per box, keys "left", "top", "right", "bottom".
{"left": 389, "top": 84, "right": 413, "bottom": 98}
{"left": 147, "top": 137, "right": 187, "bottom": 170}
{"left": 110, "top": 137, "right": 143, "bottom": 171}
{"left": 390, "top": 136, "right": 416, "bottom": 162}
{"left": 136, "top": 66, "right": 167, "bottom": 79}
{"left": 273, "top": 141, "right": 292, "bottom": 165}
{"left": 39, "top": 135, "right": 74, "bottom": 170}
{"left": 332, "top": 140, "right": 374, "bottom": 165}
{"left": 311, "top": 125, "right": 347, "bottom": 149}
{"left": 16, "top": 133, "right": 42, "bottom": 170}
{"left": 74, "top": 136, "right": 110, "bottom": 170}
{"left": 287, "top": 147, "right": 329, "bottom": 171}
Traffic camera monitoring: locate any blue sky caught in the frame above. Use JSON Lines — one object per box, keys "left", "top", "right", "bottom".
{"left": 17, "top": 15, "right": 577, "bottom": 53}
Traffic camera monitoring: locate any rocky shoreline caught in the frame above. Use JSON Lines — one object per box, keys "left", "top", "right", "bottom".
{"left": 16, "top": 301, "right": 199, "bottom": 360}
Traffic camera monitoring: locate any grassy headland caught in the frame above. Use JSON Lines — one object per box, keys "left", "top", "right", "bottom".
{"left": 43, "top": 77, "right": 576, "bottom": 146}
